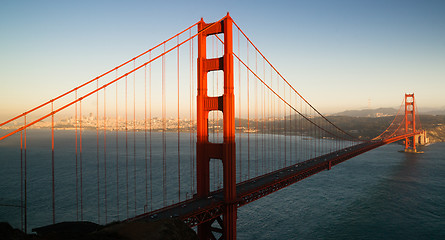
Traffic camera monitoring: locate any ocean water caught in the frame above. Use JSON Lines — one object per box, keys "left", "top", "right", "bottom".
{"left": 1, "top": 129, "right": 444, "bottom": 239}
{"left": 238, "top": 143, "right": 445, "bottom": 239}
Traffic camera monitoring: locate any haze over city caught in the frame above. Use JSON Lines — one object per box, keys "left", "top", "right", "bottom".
{"left": 1, "top": 0, "right": 444, "bottom": 120}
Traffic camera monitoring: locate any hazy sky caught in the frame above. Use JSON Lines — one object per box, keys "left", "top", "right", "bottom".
{"left": 1, "top": 0, "right": 444, "bottom": 121}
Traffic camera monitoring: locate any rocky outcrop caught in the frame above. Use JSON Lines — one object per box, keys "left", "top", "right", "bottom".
{"left": 93, "top": 219, "right": 198, "bottom": 240}
{"left": 0, "top": 222, "right": 28, "bottom": 240}
{"left": 1, "top": 219, "right": 198, "bottom": 240}
{"left": 426, "top": 126, "right": 445, "bottom": 143}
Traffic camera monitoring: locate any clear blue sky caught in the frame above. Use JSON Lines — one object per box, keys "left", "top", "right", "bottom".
{"left": 1, "top": 0, "right": 444, "bottom": 121}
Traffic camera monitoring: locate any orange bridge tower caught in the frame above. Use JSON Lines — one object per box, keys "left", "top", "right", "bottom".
{"left": 404, "top": 93, "right": 417, "bottom": 152}
{"left": 196, "top": 13, "right": 237, "bottom": 239}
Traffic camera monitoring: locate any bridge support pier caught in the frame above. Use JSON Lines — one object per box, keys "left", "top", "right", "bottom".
{"left": 197, "top": 13, "right": 237, "bottom": 239}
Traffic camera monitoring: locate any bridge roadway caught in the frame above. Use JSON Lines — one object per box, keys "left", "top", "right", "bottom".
{"left": 131, "top": 140, "right": 386, "bottom": 227}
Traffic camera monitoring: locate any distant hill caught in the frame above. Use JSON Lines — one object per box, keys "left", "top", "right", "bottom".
{"left": 325, "top": 115, "right": 445, "bottom": 142}
{"left": 422, "top": 109, "right": 445, "bottom": 116}
{"left": 331, "top": 108, "right": 398, "bottom": 118}
{"left": 332, "top": 107, "right": 445, "bottom": 117}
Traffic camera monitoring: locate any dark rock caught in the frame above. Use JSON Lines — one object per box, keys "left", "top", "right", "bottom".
{"left": 94, "top": 219, "right": 198, "bottom": 240}
{"left": 23, "top": 218, "right": 197, "bottom": 240}
{"left": 0, "top": 222, "right": 28, "bottom": 240}
{"left": 32, "top": 221, "right": 100, "bottom": 240}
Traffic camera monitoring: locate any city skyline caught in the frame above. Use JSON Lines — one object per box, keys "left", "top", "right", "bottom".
{"left": 1, "top": 0, "right": 444, "bottom": 122}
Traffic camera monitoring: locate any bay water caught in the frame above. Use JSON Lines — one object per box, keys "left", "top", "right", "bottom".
{"left": 1, "top": 129, "right": 444, "bottom": 239}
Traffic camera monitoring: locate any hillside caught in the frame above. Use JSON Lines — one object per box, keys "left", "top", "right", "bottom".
{"left": 326, "top": 115, "right": 445, "bottom": 142}
{"left": 331, "top": 108, "right": 398, "bottom": 118}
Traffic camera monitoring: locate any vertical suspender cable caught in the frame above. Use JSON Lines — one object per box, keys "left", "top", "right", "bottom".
{"left": 299, "top": 99, "right": 302, "bottom": 163}
{"left": 247, "top": 41, "right": 250, "bottom": 180}
{"left": 96, "top": 79, "right": 100, "bottom": 224}
{"left": 189, "top": 31, "right": 193, "bottom": 197}
{"left": 177, "top": 36, "right": 181, "bottom": 201}
{"left": 270, "top": 67, "right": 273, "bottom": 171}
{"left": 75, "top": 91, "right": 78, "bottom": 221}
{"left": 96, "top": 80, "right": 100, "bottom": 223}
{"left": 304, "top": 104, "right": 307, "bottom": 160}
{"left": 104, "top": 86, "right": 107, "bottom": 223}
{"left": 51, "top": 101, "right": 55, "bottom": 224}
{"left": 125, "top": 75, "right": 129, "bottom": 218}
{"left": 133, "top": 60, "right": 137, "bottom": 216}
{"left": 292, "top": 89, "right": 294, "bottom": 163}
{"left": 294, "top": 94, "right": 297, "bottom": 163}
{"left": 80, "top": 101, "right": 83, "bottom": 220}
{"left": 289, "top": 87, "right": 292, "bottom": 164}
{"left": 190, "top": 37, "right": 196, "bottom": 196}
{"left": 255, "top": 51, "right": 258, "bottom": 177}
{"left": 149, "top": 52, "right": 153, "bottom": 210}
{"left": 284, "top": 79, "right": 287, "bottom": 167}
{"left": 162, "top": 43, "right": 167, "bottom": 206}
{"left": 115, "top": 69, "right": 119, "bottom": 220}
{"left": 144, "top": 65, "right": 148, "bottom": 210}
{"left": 216, "top": 37, "right": 220, "bottom": 188}
{"left": 268, "top": 67, "right": 271, "bottom": 171}
{"left": 148, "top": 52, "right": 153, "bottom": 211}
{"left": 212, "top": 37, "right": 215, "bottom": 190}
{"left": 313, "top": 109, "right": 315, "bottom": 158}
{"left": 24, "top": 115, "right": 27, "bottom": 233}
{"left": 238, "top": 29, "right": 242, "bottom": 182}
{"left": 20, "top": 131, "right": 23, "bottom": 231}
{"left": 262, "top": 59, "right": 265, "bottom": 174}
{"left": 277, "top": 74, "right": 281, "bottom": 169}
{"left": 271, "top": 69, "right": 275, "bottom": 170}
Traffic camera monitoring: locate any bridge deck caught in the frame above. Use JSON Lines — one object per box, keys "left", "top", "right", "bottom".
{"left": 131, "top": 140, "right": 385, "bottom": 227}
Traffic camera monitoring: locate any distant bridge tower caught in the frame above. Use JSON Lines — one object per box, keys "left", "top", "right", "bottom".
{"left": 196, "top": 14, "right": 237, "bottom": 239}
{"left": 404, "top": 93, "right": 416, "bottom": 152}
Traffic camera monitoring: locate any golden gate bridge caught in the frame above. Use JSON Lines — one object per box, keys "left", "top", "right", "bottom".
{"left": 0, "top": 13, "right": 427, "bottom": 239}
